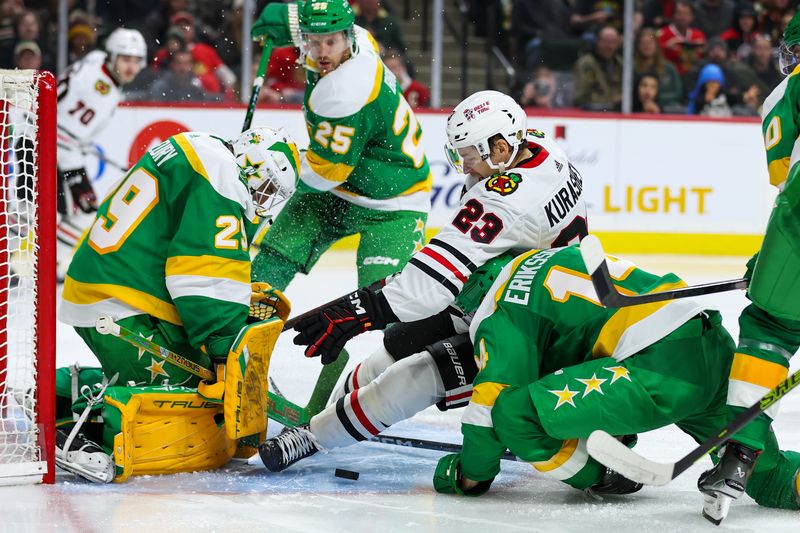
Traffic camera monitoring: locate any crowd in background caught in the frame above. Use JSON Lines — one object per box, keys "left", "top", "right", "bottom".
{"left": 508, "top": 0, "right": 795, "bottom": 116}
{"left": 0, "top": 0, "right": 795, "bottom": 115}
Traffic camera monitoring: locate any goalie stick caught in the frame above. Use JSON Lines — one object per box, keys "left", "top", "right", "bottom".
{"left": 585, "top": 367, "right": 800, "bottom": 486}
{"left": 94, "top": 315, "right": 346, "bottom": 428}
{"left": 580, "top": 235, "right": 749, "bottom": 307}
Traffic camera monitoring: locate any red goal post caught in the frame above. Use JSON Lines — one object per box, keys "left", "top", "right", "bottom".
{"left": 0, "top": 70, "right": 56, "bottom": 484}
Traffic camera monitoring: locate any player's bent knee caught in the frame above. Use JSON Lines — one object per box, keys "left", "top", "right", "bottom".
{"left": 428, "top": 334, "right": 478, "bottom": 411}
{"left": 383, "top": 310, "right": 458, "bottom": 361}
{"left": 103, "top": 385, "right": 237, "bottom": 482}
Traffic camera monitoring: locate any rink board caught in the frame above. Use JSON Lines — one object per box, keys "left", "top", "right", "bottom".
{"left": 74, "top": 105, "right": 773, "bottom": 256}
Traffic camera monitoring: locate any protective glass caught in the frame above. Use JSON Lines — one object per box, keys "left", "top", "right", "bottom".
{"left": 778, "top": 41, "right": 800, "bottom": 76}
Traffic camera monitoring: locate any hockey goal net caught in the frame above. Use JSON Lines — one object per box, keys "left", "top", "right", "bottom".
{"left": 0, "top": 70, "right": 56, "bottom": 485}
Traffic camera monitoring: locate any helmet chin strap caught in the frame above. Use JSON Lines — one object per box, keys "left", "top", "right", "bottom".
{"left": 486, "top": 144, "right": 519, "bottom": 174}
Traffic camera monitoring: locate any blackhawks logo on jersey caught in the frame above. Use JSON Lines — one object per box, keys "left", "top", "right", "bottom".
{"left": 95, "top": 80, "right": 110, "bottom": 95}
{"left": 485, "top": 172, "right": 522, "bottom": 196}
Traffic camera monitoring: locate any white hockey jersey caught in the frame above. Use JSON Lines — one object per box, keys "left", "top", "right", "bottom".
{"left": 382, "top": 130, "right": 587, "bottom": 322}
{"left": 56, "top": 51, "right": 122, "bottom": 171}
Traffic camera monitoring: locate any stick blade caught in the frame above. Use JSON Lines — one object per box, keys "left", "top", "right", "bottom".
{"left": 579, "top": 235, "right": 606, "bottom": 274}
{"left": 586, "top": 430, "right": 674, "bottom": 486}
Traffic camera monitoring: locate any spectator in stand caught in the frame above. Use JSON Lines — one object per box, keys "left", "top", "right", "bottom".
{"left": 0, "top": 0, "right": 22, "bottom": 68}
{"left": 13, "top": 40, "right": 40, "bottom": 70}
{"left": 573, "top": 25, "right": 623, "bottom": 111}
{"left": 67, "top": 13, "right": 97, "bottom": 63}
{"left": 154, "top": 12, "right": 237, "bottom": 100}
{"left": 634, "top": 27, "right": 683, "bottom": 107}
{"left": 732, "top": 33, "right": 783, "bottom": 108}
{"left": 353, "top": 0, "right": 407, "bottom": 55}
{"left": 510, "top": 0, "right": 573, "bottom": 68}
{"left": 692, "top": 0, "right": 736, "bottom": 39}
{"left": 258, "top": 47, "right": 305, "bottom": 105}
{"left": 382, "top": 48, "right": 430, "bottom": 108}
{"left": 697, "top": 37, "right": 749, "bottom": 107}
{"left": 571, "top": 1, "right": 624, "bottom": 42}
{"left": 633, "top": 73, "right": 662, "bottom": 113}
{"left": 13, "top": 10, "right": 52, "bottom": 71}
{"left": 658, "top": 0, "right": 706, "bottom": 75}
{"left": 688, "top": 63, "right": 732, "bottom": 116}
{"left": 642, "top": 0, "right": 676, "bottom": 29}
{"left": 137, "top": 0, "right": 191, "bottom": 60}
{"left": 720, "top": 3, "right": 759, "bottom": 60}
{"left": 149, "top": 48, "right": 208, "bottom": 102}
{"left": 759, "top": 0, "right": 792, "bottom": 45}
{"left": 517, "top": 66, "right": 570, "bottom": 109}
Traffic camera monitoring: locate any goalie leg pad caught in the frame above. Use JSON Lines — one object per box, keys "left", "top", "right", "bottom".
{"left": 429, "top": 334, "right": 478, "bottom": 411}
{"left": 102, "top": 385, "right": 237, "bottom": 482}
{"left": 224, "top": 318, "right": 282, "bottom": 440}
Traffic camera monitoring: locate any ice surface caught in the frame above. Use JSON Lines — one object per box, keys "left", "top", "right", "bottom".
{"left": 4, "top": 251, "right": 798, "bottom": 532}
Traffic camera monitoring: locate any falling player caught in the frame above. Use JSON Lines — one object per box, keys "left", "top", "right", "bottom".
{"left": 56, "top": 128, "right": 299, "bottom": 483}
{"left": 697, "top": 11, "right": 800, "bottom": 524}
{"left": 248, "top": 0, "right": 432, "bottom": 291}
{"left": 255, "top": 91, "right": 589, "bottom": 473}
{"left": 55, "top": 28, "right": 147, "bottom": 280}
{"left": 429, "top": 246, "right": 800, "bottom": 515}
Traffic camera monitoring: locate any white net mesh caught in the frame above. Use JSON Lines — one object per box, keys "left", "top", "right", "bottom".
{"left": 0, "top": 70, "right": 44, "bottom": 480}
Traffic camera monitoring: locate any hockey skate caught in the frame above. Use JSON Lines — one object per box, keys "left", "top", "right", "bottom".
{"left": 257, "top": 425, "right": 323, "bottom": 472}
{"left": 585, "top": 467, "right": 644, "bottom": 499}
{"left": 697, "top": 441, "right": 759, "bottom": 525}
{"left": 55, "top": 427, "right": 115, "bottom": 483}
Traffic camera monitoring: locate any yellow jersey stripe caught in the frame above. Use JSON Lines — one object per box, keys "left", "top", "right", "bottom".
{"left": 492, "top": 249, "right": 541, "bottom": 306}
{"left": 592, "top": 279, "right": 687, "bottom": 358}
{"left": 532, "top": 438, "right": 579, "bottom": 473}
{"left": 366, "top": 60, "right": 384, "bottom": 104}
{"left": 173, "top": 133, "right": 210, "bottom": 182}
{"left": 729, "top": 352, "right": 788, "bottom": 389}
{"left": 768, "top": 157, "right": 790, "bottom": 187}
{"left": 470, "top": 381, "right": 508, "bottom": 407}
{"left": 62, "top": 276, "right": 182, "bottom": 325}
{"left": 401, "top": 171, "right": 433, "bottom": 195}
{"left": 165, "top": 255, "right": 250, "bottom": 284}
{"left": 306, "top": 149, "right": 355, "bottom": 184}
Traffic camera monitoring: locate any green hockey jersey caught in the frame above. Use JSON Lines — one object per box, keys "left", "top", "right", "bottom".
{"left": 59, "top": 132, "right": 256, "bottom": 355}
{"left": 761, "top": 64, "right": 800, "bottom": 189}
{"left": 460, "top": 245, "right": 709, "bottom": 481}
{"left": 299, "top": 26, "right": 432, "bottom": 212}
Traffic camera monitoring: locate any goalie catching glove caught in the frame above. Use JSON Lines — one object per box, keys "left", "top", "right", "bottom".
{"left": 250, "top": 282, "right": 291, "bottom": 322}
{"left": 292, "top": 287, "right": 398, "bottom": 364}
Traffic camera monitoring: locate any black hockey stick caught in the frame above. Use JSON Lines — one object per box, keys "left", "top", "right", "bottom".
{"left": 368, "top": 434, "right": 518, "bottom": 462}
{"left": 586, "top": 366, "right": 800, "bottom": 486}
{"left": 242, "top": 39, "right": 273, "bottom": 132}
{"left": 580, "top": 235, "right": 749, "bottom": 307}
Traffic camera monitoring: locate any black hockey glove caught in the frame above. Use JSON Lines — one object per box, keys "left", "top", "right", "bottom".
{"left": 63, "top": 168, "right": 97, "bottom": 213}
{"left": 292, "top": 288, "right": 398, "bottom": 364}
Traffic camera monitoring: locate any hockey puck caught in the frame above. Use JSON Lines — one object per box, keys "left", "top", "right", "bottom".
{"left": 334, "top": 468, "right": 359, "bottom": 480}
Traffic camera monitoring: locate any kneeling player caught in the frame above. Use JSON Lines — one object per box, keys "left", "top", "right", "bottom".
{"left": 56, "top": 127, "right": 299, "bottom": 482}
{"left": 432, "top": 246, "right": 800, "bottom": 521}
{"left": 255, "top": 90, "right": 588, "bottom": 471}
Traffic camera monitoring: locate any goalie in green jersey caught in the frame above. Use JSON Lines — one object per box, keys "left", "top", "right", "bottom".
{"left": 55, "top": 127, "right": 299, "bottom": 483}
{"left": 433, "top": 246, "right": 800, "bottom": 518}
{"left": 249, "top": 0, "right": 432, "bottom": 291}
{"left": 696, "top": 10, "right": 800, "bottom": 524}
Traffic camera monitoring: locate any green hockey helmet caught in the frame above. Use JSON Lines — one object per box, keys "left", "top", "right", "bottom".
{"left": 779, "top": 11, "right": 800, "bottom": 75}
{"left": 298, "top": 0, "right": 355, "bottom": 34}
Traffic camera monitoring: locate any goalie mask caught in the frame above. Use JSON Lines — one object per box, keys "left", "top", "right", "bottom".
{"left": 445, "top": 90, "right": 527, "bottom": 175}
{"left": 779, "top": 11, "right": 800, "bottom": 76}
{"left": 232, "top": 127, "right": 300, "bottom": 218}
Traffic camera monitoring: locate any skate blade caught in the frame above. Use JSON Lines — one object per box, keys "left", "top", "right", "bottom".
{"left": 701, "top": 493, "right": 731, "bottom": 526}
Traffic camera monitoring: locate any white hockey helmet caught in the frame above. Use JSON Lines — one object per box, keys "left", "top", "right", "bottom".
{"left": 105, "top": 28, "right": 147, "bottom": 69}
{"left": 231, "top": 127, "right": 300, "bottom": 217}
{"left": 445, "top": 90, "right": 527, "bottom": 174}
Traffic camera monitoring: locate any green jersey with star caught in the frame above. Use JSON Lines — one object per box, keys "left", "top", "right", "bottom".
{"left": 299, "top": 25, "right": 432, "bottom": 213}
{"left": 59, "top": 132, "right": 257, "bottom": 356}
{"left": 761, "top": 64, "right": 800, "bottom": 189}
{"left": 460, "top": 245, "right": 709, "bottom": 481}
